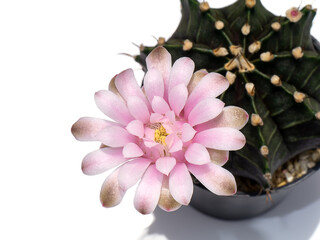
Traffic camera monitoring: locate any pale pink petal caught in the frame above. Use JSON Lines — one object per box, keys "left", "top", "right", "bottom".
{"left": 118, "top": 158, "right": 151, "bottom": 191}
{"left": 195, "top": 106, "right": 249, "bottom": 132}
{"left": 185, "top": 143, "right": 211, "bottom": 165}
{"left": 143, "top": 139, "right": 160, "bottom": 148}
{"left": 181, "top": 123, "right": 196, "bottom": 142}
{"left": 156, "top": 157, "right": 176, "bottom": 175}
{"left": 115, "top": 69, "right": 150, "bottom": 109}
{"left": 184, "top": 72, "right": 229, "bottom": 117}
{"left": 193, "top": 127, "right": 246, "bottom": 151}
{"left": 126, "top": 120, "right": 144, "bottom": 138}
{"left": 208, "top": 149, "right": 229, "bottom": 166}
{"left": 187, "top": 69, "right": 208, "bottom": 94}
{"left": 188, "top": 162, "right": 237, "bottom": 195}
{"left": 169, "top": 163, "right": 193, "bottom": 205}
{"left": 71, "top": 117, "right": 119, "bottom": 141}
{"left": 100, "top": 168, "right": 125, "bottom": 208}
{"left": 168, "top": 84, "right": 188, "bottom": 116}
{"left": 188, "top": 98, "right": 225, "bottom": 126}
{"left": 95, "top": 90, "right": 133, "bottom": 125}
{"left": 122, "top": 143, "right": 144, "bottom": 158}
{"left": 82, "top": 148, "right": 126, "bottom": 175}
{"left": 146, "top": 47, "right": 171, "bottom": 101}
{"left": 169, "top": 137, "right": 183, "bottom": 153}
{"left": 152, "top": 96, "right": 170, "bottom": 114}
{"left": 127, "top": 96, "right": 150, "bottom": 124}
{"left": 144, "top": 68, "right": 164, "bottom": 103}
{"left": 134, "top": 164, "right": 163, "bottom": 214}
{"left": 168, "top": 57, "right": 195, "bottom": 90}
{"left": 158, "top": 176, "right": 182, "bottom": 212}
{"left": 96, "top": 126, "right": 137, "bottom": 147}
{"left": 150, "top": 112, "right": 164, "bottom": 123}
{"left": 165, "top": 111, "right": 176, "bottom": 123}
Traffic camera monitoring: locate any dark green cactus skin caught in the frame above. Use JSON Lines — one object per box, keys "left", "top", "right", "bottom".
{"left": 135, "top": 0, "right": 320, "bottom": 189}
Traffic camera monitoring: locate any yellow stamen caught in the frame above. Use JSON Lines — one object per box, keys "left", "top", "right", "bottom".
{"left": 154, "top": 125, "right": 168, "bottom": 146}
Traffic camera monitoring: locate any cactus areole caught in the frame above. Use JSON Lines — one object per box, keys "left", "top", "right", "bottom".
{"left": 135, "top": 0, "right": 320, "bottom": 190}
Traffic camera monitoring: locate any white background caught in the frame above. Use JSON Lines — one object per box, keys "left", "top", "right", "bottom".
{"left": 1, "top": 0, "right": 320, "bottom": 239}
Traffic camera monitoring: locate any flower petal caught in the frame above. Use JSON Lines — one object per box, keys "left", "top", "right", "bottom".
{"left": 96, "top": 126, "right": 136, "bottom": 147}
{"left": 81, "top": 148, "right": 126, "bottom": 175}
{"left": 152, "top": 96, "right": 170, "bottom": 114}
{"left": 146, "top": 47, "right": 172, "bottom": 100}
{"left": 108, "top": 75, "right": 122, "bottom": 97}
{"left": 185, "top": 143, "right": 211, "bottom": 165}
{"left": 169, "top": 137, "right": 183, "bottom": 153}
{"left": 169, "top": 163, "right": 193, "bottom": 205}
{"left": 144, "top": 68, "right": 164, "bottom": 103}
{"left": 168, "top": 84, "right": 188, "bottom": 116}
{"left": 95, "top": 90, "right": 133, "bottom": 125}
{"left": 122, "top": 143, "right": 144, "bottom": 158}
{"left": 127, "top": 96, "right": 150, "bottom": 124}
{"left": 100, "top": 168, "right": 125, "bottom": 208}
{"left": 134, "top": 164, "right": 163, "bottom": 214}
{"left": 118, "top": 158, "right": 151, "bottom": 191}
{"left": 115, "top": 69, "right": 149, "bottom": 108}
{"left": 156, "top": 157, "right": 176, "bottom": 175}
{"left": 195, "top": 106, "right": 249, "bottom": 132}
{"left": 194, "top": 127, "right": 246, "bottom": 151}
{"left": 168, "top": 57, "right": 195, "bottom": 90}
{"left": 158, "top": 176, "right": 182, "bottom": 212}
{"left": 208, "top": 149, "right": 229, "bottom": 166}
{"left": 181, "top": 123, "right": 196, "bottom": 142}
{"left": 188, "top": 162, "right": 237, "bottom": 196}
{"left": 150, "top": 112, "right": 164, "bottom": 123}
{"left": 184, "top": 72, "right": 229, "bottom": 117}
{"left": 188, "top": 98, "right": 225, "bottom": 126}
{"left": 126, "top": 120, "right": 144, "bottom": 138}
{"left": 187, "top": 69, "right": 208, "bottom": 94}
{"left": 71, "top": 117, "right": 118, "bottom": 141}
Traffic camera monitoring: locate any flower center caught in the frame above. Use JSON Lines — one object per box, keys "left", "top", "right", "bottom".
{"left": 291, "top": 9, "right": 299, "bottom": 17}
{"left": 154, "top": 125, "right": 168, "bottom": 146}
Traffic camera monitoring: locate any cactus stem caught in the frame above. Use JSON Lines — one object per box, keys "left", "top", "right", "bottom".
{"left": 253, "top": 69, "right": 270, "bottom": 80}
{"left": 205, "top": 13, "right": 233, "bottom": 46}
{"left": 183, "top": 39, "right": 193, "bottom": 51}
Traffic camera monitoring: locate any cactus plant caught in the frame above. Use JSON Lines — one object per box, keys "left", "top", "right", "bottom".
{"left": 135, "top": 0, "right": 320, "bottom": 190}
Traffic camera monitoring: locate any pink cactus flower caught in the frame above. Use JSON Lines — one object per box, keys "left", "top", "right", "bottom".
{"left": 71, "top": 46, "right": 248, "bottom": 214}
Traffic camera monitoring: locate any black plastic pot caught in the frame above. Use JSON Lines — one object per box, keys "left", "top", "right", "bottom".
{"left": 190, "top": 162, "right": 320, "bottom": 220}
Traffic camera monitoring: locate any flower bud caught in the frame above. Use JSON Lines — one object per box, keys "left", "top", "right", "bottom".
{"left": 183, "top": 39, "right": 193, "bottom": 51}
{"left": 292, "top": 46, "right": 304, "bottom": 59}
{"left": 248, "top": 41, "right": 261, "bottom": 54}
{"left": 215, "top": 20, "right": 224, "bottom": 30}
{"left": 260, "top": 51, "right": 274, "bottom": 62}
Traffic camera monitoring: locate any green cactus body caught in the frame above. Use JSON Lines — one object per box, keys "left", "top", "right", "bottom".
{"left": 135, "top": 0, "right": 320, "bottom": 189}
